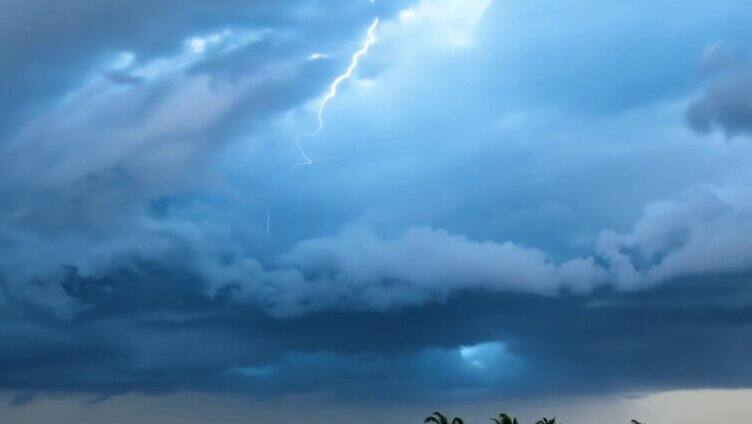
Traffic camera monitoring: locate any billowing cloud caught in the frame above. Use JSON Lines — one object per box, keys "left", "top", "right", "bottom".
{"left": 598, "top": 187, "right": 752, "bottom": 289}
{"left": 687, "top": 42, "right": 752, "bottom": 138}
{"left": 2, "top": 0, "right": 752, "bottom": 408}
{"left": 688, "top": 72, "right": 752, "bottom": 137}
{"left": 216, "top": 226, "right": 604, "bottom": 316}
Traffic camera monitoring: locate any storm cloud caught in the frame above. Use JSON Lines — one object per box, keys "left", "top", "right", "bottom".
{"left": 2, "top": 0, "right": 752, "bottom": 408}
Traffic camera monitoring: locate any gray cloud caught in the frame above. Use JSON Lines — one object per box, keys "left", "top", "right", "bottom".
{"left": 688, "top": 45, "right": 752, "bottom": 138}
{"left": 227, "top": 226, "right": 604, "bottom": 316}
{"left": 175, "top": 184, "right": 752, "bottom": 317}
{"left": 0, "top": 0, "right": 409, "bottom": 136}
{"left": 687, "top": 75, "right": 752, "bottom": 137}
{"left": 2, "top": 0, "right": 752, "bottom": 407}
{"left": 2, "top": 185, "right": 752, "bottom": 400}
{"left": 1, "top": 259, "right": 751, "bottom": 401}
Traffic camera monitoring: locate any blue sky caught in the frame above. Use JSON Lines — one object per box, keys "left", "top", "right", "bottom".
{"left": 2, "top": 0, "right": 752, "bottom": 421}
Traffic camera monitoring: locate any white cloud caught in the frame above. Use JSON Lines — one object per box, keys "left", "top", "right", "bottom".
{"left": 383, "top": 0, "right": 493, "bottom": 49}
{"left": 597, "top": 185, "right": 752, "bottom": 289}
{"left": 199, "top": 226, "right": 604, "bottom": 317}
{"left": 192, "top": 181, "right": 752, "bottom": 316}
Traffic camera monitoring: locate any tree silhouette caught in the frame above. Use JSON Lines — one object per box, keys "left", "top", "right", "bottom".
{"left": 631, "top": 420, "right": 644, "bottom": 424}
{"left": 490, "top": 412, "right": 519, "bottom": 424}
{"left": 535, "top": 418, "right": 556, "bottom": 424}
{"left": 425, "top": 411, "right": 464, "bottom": 424}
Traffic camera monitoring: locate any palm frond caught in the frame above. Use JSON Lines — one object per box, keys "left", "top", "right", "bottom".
{"left": 426, "top": 411, "right": 449, "bottom": 424}
{"left": 493, "top": 412, "right": 518, "bottom": 424}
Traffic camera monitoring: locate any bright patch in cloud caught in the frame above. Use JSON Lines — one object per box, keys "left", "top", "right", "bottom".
{"left": 399, "top": 9, "right": 417, "bottom": 22}
{"left": 308, "top": 52, "right": 328, "bottom": 61}
{"left": 112, "top": 51, "right": 136, "bottom": 70}
{"left": 231, "top": 366, "right": 276, "bottom": 378}
{"left": 459, "top": 342, "right": 507, "bottom": 369}
{"left": 383, "top": 0, "right": 493, "bottom": 50}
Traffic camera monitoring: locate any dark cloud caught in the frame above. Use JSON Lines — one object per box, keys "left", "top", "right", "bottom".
{"left": 9, "top": 392, "right": 36, "bottom": 406}
{"left": 0, "top": 0, "right": 410, "bottom": 139}
{"left": 103, "top": 71, "right": 146, "bottom": 86}
{"left": 0, "top": 0, "right": 409, "bottom": 246}
{"left": 688, "top": 69, "right": 752, "bottom": 137}
{"left": 3, "top": 183, "right": 752, "bottom": 399}
{"left": 1, "top": 260, "right": 751, "bottom": 401}
{"left": 2, "top": 0, "right": 752, "bottom": 407}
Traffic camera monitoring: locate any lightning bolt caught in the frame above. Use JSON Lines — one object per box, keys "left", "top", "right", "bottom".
{"left": 295, "top": 17, "right": 380, "bottom": 165}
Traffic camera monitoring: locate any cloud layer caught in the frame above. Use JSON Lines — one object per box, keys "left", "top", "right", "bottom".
{"left": 2, "top": 0, "right": 752, "bottom": 404}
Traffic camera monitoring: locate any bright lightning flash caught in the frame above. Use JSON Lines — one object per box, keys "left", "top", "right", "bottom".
{"left": 295, "top": 18, "right": 380, "bottom": 165}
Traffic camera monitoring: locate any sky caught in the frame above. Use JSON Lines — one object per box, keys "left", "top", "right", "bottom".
{"left": 1, "top": 0, "right": 752, "bottom": 422}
